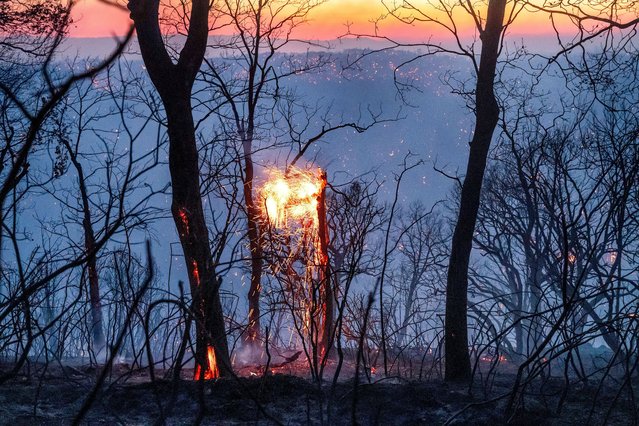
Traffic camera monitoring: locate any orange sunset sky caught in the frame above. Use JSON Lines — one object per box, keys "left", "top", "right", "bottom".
{"left": 69, "top": 0, "right": 565, "bottom": 40}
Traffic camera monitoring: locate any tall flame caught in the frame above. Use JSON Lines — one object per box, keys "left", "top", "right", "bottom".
{"left": 260, "top": 166, "right": 333, "bottom": 358}
{"left": 194, "top": 345, "right": 219, "bottom": 380}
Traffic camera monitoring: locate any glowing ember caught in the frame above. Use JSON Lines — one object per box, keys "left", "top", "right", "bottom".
{"left": 194, "top": 346, "right": 219, "bottom": 380}
{"left": 192, "top": 260, "right": 200, "bottom": 286}
{"left": 178, "top": 207, "right": 190, "bottom": 235}
{"left": 480, "top": 354, "right": 507, "bottom": 362}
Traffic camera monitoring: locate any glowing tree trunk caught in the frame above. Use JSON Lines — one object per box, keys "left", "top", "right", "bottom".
{"left": 261, "top": 168, "right": 334, "bottom": 365}
{"left": 129, "top": 0, "right": 231, "bottom": 378}
{"left": 168, "top": 96, "right": 230, "bottom": 379}
{"left": 316, "top": 171, "right": 334, "bottom": 357}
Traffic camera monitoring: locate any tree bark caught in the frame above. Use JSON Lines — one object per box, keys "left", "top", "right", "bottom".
{"left": 61, "top": 138, "right": 107, "bottom": 354}
{"left": 444, "top": 0, "right": 506, "bottom": 381}
{"left": 400, "top": 275, "right": 419, "bottom": 347}
{"left": 83, "top": 196, "right": 106, "bottom": 353}
{"left": 128, "top": 0, "right": 231, "bottom": 377}
{"left": 316, "top": 171, "right": 334, "bottom": 358}
{"left": 242, "top": 138, "right": 263, "bottom": 346}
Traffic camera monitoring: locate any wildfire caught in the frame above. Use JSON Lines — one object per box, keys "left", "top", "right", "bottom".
{"left": 259, "top": 166, "right": 333, "bottom": 358}
{"left": 261, "top": 167, "right": 324, "bottom": 230}
{"left": 194, "top": 345, "right": 219, "bottom": 380}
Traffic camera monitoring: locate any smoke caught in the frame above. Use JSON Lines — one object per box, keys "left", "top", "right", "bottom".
{"left": 233, "top": 342, "right": 268, "bottom": 367}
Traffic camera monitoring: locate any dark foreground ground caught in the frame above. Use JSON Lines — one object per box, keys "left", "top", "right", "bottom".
{"left": 0, "top": 366, "right": 636, "bottom": 425}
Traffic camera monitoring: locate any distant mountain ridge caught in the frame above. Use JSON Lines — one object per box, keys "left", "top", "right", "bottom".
{"left": 60, "top": 34, "right": 564, "bottom": 60}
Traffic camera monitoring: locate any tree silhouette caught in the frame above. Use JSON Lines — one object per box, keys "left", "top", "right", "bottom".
{"left": 375, "top": 0, "right": 639, "bottom": 380}
{"left": 127, "top": 0, "right": 231, "bottom": 377}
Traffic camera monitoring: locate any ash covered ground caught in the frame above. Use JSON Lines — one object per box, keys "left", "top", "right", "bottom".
{"left": 0, "top": 362, "right": 636, "bottom": 425}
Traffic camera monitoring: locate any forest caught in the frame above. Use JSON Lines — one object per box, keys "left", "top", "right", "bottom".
{"left": 0, "top": 0, "right": 638, "bottom": 424}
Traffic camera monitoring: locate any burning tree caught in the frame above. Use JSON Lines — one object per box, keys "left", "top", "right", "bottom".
{"left": 260, "top": 167, "right": 335, "bottom": 371}
{"left": 128, "top": 0, "right": 231, "bottom": 379}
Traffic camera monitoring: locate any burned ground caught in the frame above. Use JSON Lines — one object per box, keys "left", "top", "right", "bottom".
{"left": 0, "top": 363, "right": 636, "bottom": 425}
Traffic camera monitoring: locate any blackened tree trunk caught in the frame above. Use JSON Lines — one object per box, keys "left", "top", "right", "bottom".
{"left": 77, "top": 162, "right": 106, "bottom": 353}
{"left": 400, "top": 275, "right": 420, "bottom": 346}
{"left": 59, "top": 137, "right": 107, "bottom": 353}
{"left": 444, "top": 0, "right": 506, "bottom": 381}
{"left": 86, "top": 240, "right": 106, "bottom": 352}
{"left": 241, "top": 136, "right": 263, "bottom": 346}
{"left": 128, "top": 0, "right": 231, "bottom": 377}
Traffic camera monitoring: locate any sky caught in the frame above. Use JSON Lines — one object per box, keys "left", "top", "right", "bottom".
{"left": 69, "top": 0, "right": 567, "bottom": 40}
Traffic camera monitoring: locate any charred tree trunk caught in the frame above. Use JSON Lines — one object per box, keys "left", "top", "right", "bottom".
{"left": 242, "top": 138, "right": 263, "bottom": 347}
{"left": 444, "top": 0, "right": 506, "bottom": 381}
{"left": 515, "top": 143, "right": 545, "bottom": 356}
{"left": 167, "top": 97, "right": 231, "bottom": 378}
{"left": 84, "top": 211, "right": 106, "bottom": 354}
{"left": 61, "top": 139, "right": 106, "bottom": 354}
{"left": 399, "top": 275, "right": 419, "bottom": 347}
{"left": 128, "top": 0, "right": 231, "bottom": 377}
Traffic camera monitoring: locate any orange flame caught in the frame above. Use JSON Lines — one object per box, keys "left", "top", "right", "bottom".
{"left": 194, "top": 345, "right": 219, "bottom": 380}
{"left": 260, "top": 166, "right": 332, "bottom": 354}
{"left": 261, "top": 167, "right": 324, "bottom": 230}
